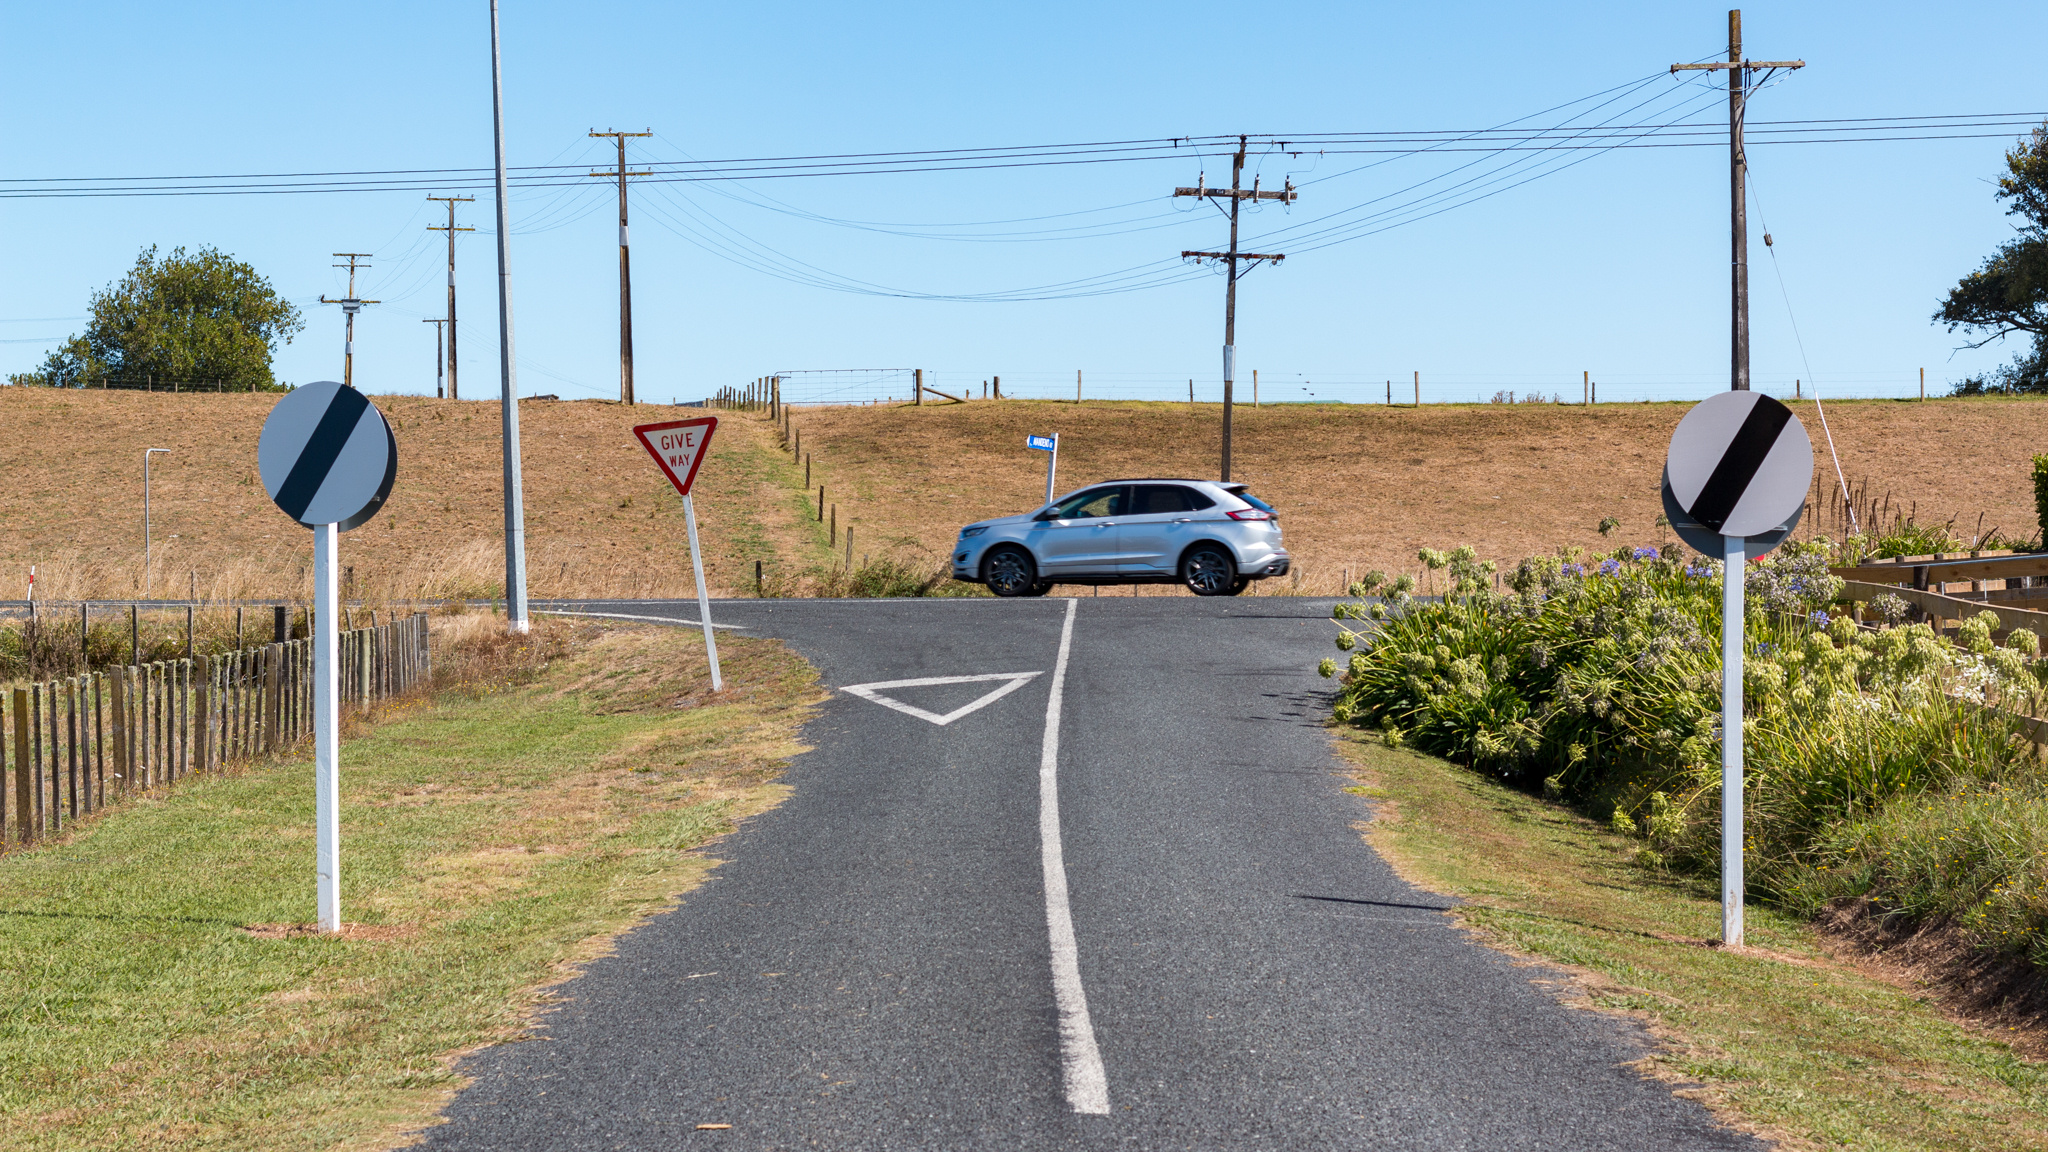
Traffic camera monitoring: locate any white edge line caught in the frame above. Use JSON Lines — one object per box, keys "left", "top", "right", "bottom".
{"left": 536, "top": 609, "right": 748, "bottom": 629}
{"left": 1039, "top": 597, "right": 1110, "bottom": 1114}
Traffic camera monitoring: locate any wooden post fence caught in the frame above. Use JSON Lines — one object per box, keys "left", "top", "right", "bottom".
{"left": 0, "top": 613, "right": 431, "bottom": 850}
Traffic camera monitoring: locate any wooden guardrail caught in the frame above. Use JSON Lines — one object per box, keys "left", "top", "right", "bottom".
{"left": 0, "top": 613, "right": 429, "bottom": 847}
{"left": 1839, "top": 581, "right": 2048, "bottom": 635}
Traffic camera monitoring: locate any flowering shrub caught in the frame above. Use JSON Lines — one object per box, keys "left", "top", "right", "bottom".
{"left": 1327, "top": 540, "right": 2048, "bottom": 958}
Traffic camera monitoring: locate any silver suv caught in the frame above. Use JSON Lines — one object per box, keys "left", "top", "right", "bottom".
{"left": 951, "top": 479, "right": 1291, "bottom": 597}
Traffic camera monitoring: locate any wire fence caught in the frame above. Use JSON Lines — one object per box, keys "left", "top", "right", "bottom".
{"left": 743, "top": 369, "right": 1963, "bottom": 408}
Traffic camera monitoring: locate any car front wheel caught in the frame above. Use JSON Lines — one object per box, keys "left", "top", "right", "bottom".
{"left": 983, "top": 546, "right": 1040, "bottom": 597}
{"left": 1182, "top": 545, "right": 1238, "bottom": 597}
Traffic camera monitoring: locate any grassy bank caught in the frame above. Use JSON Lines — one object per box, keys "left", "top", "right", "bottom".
{"left": 0, "top": 618, "right": 822, "bottom": 1150}
{"left": 1343, "top": 735, "right": 2048, "bottom": 1151}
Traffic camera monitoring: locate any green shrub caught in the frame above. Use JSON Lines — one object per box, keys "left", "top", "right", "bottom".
{"left": 2035, "top": 453, "right": 2048, "bottom": 547}
{"left": 1327, "top": 539, "right": 2048, "bottom": 959}
{"left": 1801, "top": 782, "right": 2048, "bottom": 964}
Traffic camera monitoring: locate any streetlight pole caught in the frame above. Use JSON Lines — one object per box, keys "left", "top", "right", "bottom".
{"left": 143, "top": 448, "right": 170, "bottom": 597}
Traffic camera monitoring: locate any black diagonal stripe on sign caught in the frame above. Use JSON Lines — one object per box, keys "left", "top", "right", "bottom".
{"left": 275, "top": 386, "right": 370, "bottom": 523}
{"left": 1687, "top": 396, "right": 1792, "bottom": 532}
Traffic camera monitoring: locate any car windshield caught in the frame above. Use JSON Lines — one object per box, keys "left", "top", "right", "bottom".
{"left": 1047, "top": 486, "right": 1125, "bottom": 519}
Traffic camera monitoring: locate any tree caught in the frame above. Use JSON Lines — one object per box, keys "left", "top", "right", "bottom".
{"left": 1937, "top": 124, "right": 2048, "bottom": 394}
{"left": 8, "top": 245, "right": 304, "bottom": 391}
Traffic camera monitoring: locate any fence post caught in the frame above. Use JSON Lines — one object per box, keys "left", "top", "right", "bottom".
{"left": 33, "top": 684, "right": 48, "bottom": 833}
{"left": 195, "top": 657, "right": 211, "bottom": 773}
{"left": 39, "top": 680, "right": 54, "bottom": 824}
{"left": 12, "top": 690, "right": 28, "bottom": 843}
{"left": 110, "top": 671, "right": 127, "bottom": 796}
{"left": 265, "top": 644, "right": 282, "bottom": 754}
{"left": 66, "top": 678, "right": 79, "bottom": 821}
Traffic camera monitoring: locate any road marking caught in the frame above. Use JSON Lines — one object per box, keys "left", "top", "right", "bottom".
{"left": 838, "top": 673, "right": 1043, "bottom": 726}
{"left": 1038, "top": 597, "right": 1110, "bottom": 1114}
{"left": 534, "top": 609, "right": 748, "bottom": 630}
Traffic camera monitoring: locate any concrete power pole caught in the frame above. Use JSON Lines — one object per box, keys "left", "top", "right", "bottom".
{"left": 318, "top": 253, "right": 379, "bottom": 389}
{"left": 1673, "top": 10, "right": 1803, "bottom": 392}
{"left": 426, "top": 195, "right": 475, "bottom": 399}
{"left": 1174, "top": 136, "right": 1295, "bottom": 480}
{"left": 422, "top": 317, "right": 448, "bottom": 398}
{"left": 590, "top": 130, "right": 652, "bottom": 405}
{"left": 490, "top": 0, "right": 530, "bottom": 633}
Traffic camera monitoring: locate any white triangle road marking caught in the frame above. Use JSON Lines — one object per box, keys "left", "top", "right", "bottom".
{"left": 839, "top": 672, "right": 1044, "bottom": 726}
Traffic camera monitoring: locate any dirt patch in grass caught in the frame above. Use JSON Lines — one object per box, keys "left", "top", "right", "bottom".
{"left": 1818, "top": 897, "right": 2048, "bottom": 1059}
{"left": 1343, "top": 733, "right": 2048, "bottom": 1151}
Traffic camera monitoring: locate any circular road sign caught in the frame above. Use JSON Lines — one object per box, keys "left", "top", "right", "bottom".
{"left": 1661, "top": 466, "right": 1803, "bottom": 561}
{"left": 258, "top": 380, "right": 397, "bottom": 531}
{"left": 1664, "top": 390, "right": 1812, "bottom": 539}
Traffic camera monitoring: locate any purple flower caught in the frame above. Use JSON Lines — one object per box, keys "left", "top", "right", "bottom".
{"left": 1562, "top": 563, "right": 1585, "bottom": 577}
{"left": 1685, "top": 564, "right": 1713, "bottom": 579}
{"left": 1599, "top": 559, "right": 1622, "bottom": 576}
{"left": 1809, "top": 610, "right": 1830, "bottom": 627}
{"left": 1633, "top": 547, "right": 1658, "bottom": 560}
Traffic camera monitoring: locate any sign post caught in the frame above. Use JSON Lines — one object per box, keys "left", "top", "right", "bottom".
{"left": 632, "top": 417, "right": 723, "bottom": 690}
{"left": 1028, "top": 433, "right": 1059, "bottom": 506}
{"left": 1662, "top": 390, "right": 1811, "bottom": 945}
{"left": 257, "top": 380, "right": 398, "bottom": 933}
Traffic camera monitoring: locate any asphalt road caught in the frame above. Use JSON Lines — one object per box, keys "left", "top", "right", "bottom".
{"left": 420, "top": 596, "right": 1758, "bottom": 1151}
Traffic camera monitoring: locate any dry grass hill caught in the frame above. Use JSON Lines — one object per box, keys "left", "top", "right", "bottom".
{"left": 2, "top": 386, "right": 2042, "bottom": 601}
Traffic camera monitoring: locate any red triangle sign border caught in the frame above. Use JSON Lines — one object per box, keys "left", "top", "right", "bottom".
{"left": 632, "top": 417, "right": 719, "bottom": 497}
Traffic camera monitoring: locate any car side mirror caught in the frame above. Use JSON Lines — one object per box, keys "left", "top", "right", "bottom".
{"left": 1033, "top": 509, "right": 1058, "bottom": 521}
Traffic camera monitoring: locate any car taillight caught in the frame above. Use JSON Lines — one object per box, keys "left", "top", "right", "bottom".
{"left": 1226, "top": 509, "right": 1274, "bottom": 521}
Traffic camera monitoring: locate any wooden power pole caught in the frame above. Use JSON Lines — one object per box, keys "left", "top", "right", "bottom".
{"left": 1175, "top": 136, "right": 1295, "bottom": 480}
{"left": 1673, "top": 10, "right": 1803, "bottom": 392}
{"left": 590, "top": 130, "right": 652, "bottom": 405}
{"left": 318, "top": 253, "right": 379, "bottom": 389}
{"left": 426, "top": 196, "right": 474, "bottom": 399}
{"left": 422, "top": 317, "right": 448, "bottom": 398}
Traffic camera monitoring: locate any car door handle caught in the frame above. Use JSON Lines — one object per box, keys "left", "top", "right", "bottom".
{"left": 1175, "top": 517, "right": 1194, "bottom": 523}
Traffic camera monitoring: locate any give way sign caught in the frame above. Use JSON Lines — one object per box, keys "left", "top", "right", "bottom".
{"left": 633, "top": 417, "right": 718, "bottom": 496}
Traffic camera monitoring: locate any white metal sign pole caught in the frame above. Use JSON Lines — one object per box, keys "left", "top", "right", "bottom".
{"left": 1720, "top": 530, "right": 1745, "bottom": 946}
{"left": 682, "top": 494, "right": 723, "bottom": 690}
{"left": 313, "top": 521, "right": 341, "bottom": 932}
{"left": 1046, "top": 434, "right": 1059, "bottom": 506}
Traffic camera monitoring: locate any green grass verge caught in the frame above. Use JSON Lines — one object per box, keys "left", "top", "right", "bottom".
{"left": 0, "top": 622, "right": 822, "bottom": 1151}
{"left": 1342, "top": 734, "right": 2048, "bottom": 1151}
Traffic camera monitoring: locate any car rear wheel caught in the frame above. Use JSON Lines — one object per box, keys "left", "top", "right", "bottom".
{"left": 1182, "top": 545, "right": 1238, "bottom": 597}
{"left": 983, "top": 546, "right": 1040, "bottom": 597}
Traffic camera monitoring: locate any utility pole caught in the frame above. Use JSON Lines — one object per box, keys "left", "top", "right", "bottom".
{"left": 426, "top": 196, "right": 474, "bottom": 399}
{"left": 1175, "top": 136, "right": 1295, "bottom": 480}
{"left": 1673, "top": 10, "right": 1803, "bottom": 392}
{"left": 490, "top": 0, "right": 530, "bottom": 633}
{"left": 422, "top": 318, "right": 448, "bottom": 398}
{"left": 590, "top": 129, "right": 652, "bottom": 405}
{"left": 318, "top": 254, "right": 379, "bottom": 388}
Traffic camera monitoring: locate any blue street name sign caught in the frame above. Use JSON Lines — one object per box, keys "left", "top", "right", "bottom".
{"left": 1027, "top": 435, "right": 1056, "bottom": 451}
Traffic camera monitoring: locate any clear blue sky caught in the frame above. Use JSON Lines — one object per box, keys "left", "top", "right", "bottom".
{"left": 3, "top": 2, "right": 2043, "bottom": 404}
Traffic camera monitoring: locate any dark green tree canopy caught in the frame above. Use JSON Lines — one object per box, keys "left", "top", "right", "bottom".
{"left": 9, "top": 245, "right": 303, "bottom": 391}
{"left": 1938, "top": 124, "right": 2048, "bottom": 394}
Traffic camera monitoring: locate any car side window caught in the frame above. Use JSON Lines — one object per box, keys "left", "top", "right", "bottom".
{"left": 1132, "top": 485, "right": 1213, "bottom": 514}
{"left": 1050, "top": 486, "right": 1125, "bottom": 519}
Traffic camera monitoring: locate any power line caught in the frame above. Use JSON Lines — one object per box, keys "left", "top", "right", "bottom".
{"left": 2, "top": 113, "right": 2039, "bottom": 198}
